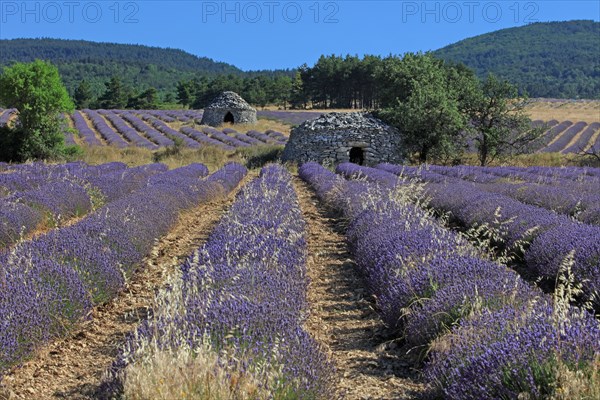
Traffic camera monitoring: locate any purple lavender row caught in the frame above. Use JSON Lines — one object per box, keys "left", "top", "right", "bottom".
{"left": 139, "top": 114, "right": 200, "bottom": 148}
{"left": 0, "top": 162, "right": 243, "bottom": 377}
{"left": 533, "top": 120, "right": 573, "bottom": 152}
{"left": 256, "top": 110, "right": 323, "bottom": 126}
{"left": 0, "top": 181, "right": 92, "bottom": 245}
{"left": 0, "top": 161, "right": 156, "bottom": 206}
{"left": 221, "top": 126, "right": 259, "bottom": 145}
{"left": 86, "top": 163, "right": 167, "bottom": 203}
{"left": 514, "top": 165, "right": 596, "bottom": 188}
{"left": 307, "top": 162, "right": 512, "bottom": 341}
{"left": 147, "top": 162, "right": 208, "bottom": 185}
{"left": 183, "top": 110, "right": 203, "bottom": 120}
{"left": 223, "top": 127, "right": 284, "bottom": 146}
{"left": 120, "top": 112, "right": 175, "bottom": 147}
{"left": 265, "top": 129, "right": 287, "bottom": 143}
{"left": 246, "top": 129, "right": 279, "bottom": 144}
{"left": 300, "top": 162, "right": 600, "bottom": 399}
{"left": 179, "top": 126, "right": 235, "bottom": 150}
{"left": 0, "top": 109, "right": 16, "bottom": 127}
{"left": 542, "top": 121, "right": 587, "bottom": 153}
{"left": 563, "top": 122, "right": 600, "bottom": 153}
{"left": 534, "top": 165, "right": 600, "bottom": 179}
{"left": 0, "top": 161, "right": 89, "bottom": 176}
{"left": 590, "top": 129, "right": 600, "bottom": 153}
{"left": 374, "top": 163, "right": 600, "bottom": 306}
{"left": 0, "top": 163, "right": 162, "bottom": 248}
{"left": 234, "top": 132, "right": 264, "bottom": 145}
{"left": 201, "top": 126, "right": 251, "bottom": 147}
{"left": 427, "top": 164, "right": 600, "bottom": 186}
{"left": 144, "top": 110, "right": 176, "bottom": 123}
{"left": 167, "top": 110, "right": 191, "bottom": 122}
{"left": 82, "top": 109, "right": 129, "bottom": 148}
{"left": 481, "top": 165, "right": 600, "bottom": 186}
{"left": 221, "top": 127, "right": 237, "bottom": 134}
{"left": 99, "top": 110, "right": 158, "bottom": 150}
{"left": 70, "top": 111, "right": 102, "bottom": 146}
{"left": 0, "top": 161, "right": 90, "bottom": 195}
{"left": 426, "top": 164, "right": 600, "bottom": 224}
{"left": 106, "top": 164, "right": 332, "bottom": 397}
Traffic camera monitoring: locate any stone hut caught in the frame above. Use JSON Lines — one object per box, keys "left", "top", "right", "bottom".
{"left": 200, "top": 91, "right": 257, "bottom": 126}
{"left": 281, "top": 112, "right": 404, "bottom": 166}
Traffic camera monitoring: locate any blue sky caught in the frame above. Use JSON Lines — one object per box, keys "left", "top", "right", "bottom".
{"left": 1, "top": 1, "right": 599, "bottom": 70}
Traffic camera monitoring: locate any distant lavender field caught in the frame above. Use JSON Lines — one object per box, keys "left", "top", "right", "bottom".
{"left": 62, "top": 109, "right": 286, "bottom": 149}
{"left": 257, "top": 110, "right": 324, "bottom": 126}
{"left": 3, "top": 107, "right": 599, "bottom": 154}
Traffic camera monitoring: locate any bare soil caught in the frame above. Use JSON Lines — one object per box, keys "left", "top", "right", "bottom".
{"left": 293, "top": 177, "right": 426, "bottom": 400}
{"left": 0, "top": 173, "right": 255, "bottom": 400}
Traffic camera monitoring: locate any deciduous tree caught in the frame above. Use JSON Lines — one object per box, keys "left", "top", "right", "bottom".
{"left": 0, "top": 60, "right": 75, "bottom": 161}
{"left": 468, "top": 74, "right": 542, "bottom": 166}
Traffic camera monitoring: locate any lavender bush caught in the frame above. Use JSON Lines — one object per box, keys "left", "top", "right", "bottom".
{"left": 120, "top": 112, "right": 175, "bottom": 147}
{"left": 139, "top": 114, "right": 200, "bottom": 148}
{"left": 300, "top": 162, "right": 600, "bottom": 398}
{"left": 0, "top": 162, "right": 246, "bottom": 378}
{"left": 376, "top": 163, "right": 600, "bottom": 305}
{"left": 82, "top": 109, "right": 129, "bottom": 147}
{"left": 107, "top": 164, "right": 333, "bottom": 398}
{"left": 101, "top": 111, "right": 158, "bottom": 149}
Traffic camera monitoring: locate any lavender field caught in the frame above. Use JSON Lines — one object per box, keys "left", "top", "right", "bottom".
{"left": 1, "top": 158, "right": 599, "bottom": 399}
{"left": 3, "top": 107, "right": 600, "bottom": 156}
{"left": 66, "top": 109, "right": 287, "bottom": 150}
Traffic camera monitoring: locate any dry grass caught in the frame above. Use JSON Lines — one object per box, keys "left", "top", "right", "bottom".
{"left": 122, "top": 344, "right": 268, "bottom": 400}
{"left": 76, "top": 143, "right": 284, "bottom": 172}
{"left": 454, "top": 152, "right": 600, "bottom": 168}
{"left": 551, "top": 356, "right": 600, "bottom": 400}
{"left": 525, "top": 100, "right": 600, "bottom": 123}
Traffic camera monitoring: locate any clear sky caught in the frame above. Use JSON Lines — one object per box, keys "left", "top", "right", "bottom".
{"left": 1, "top": 1, "right": 599, "bottom": 70}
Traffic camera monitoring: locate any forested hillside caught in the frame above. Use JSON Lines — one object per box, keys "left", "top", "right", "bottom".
{"left": 434, "top": 20, "right": 600, "bottom": 99}
{"left": 0, "top": 39, "right": 291, "bottom": 101}
{"left": 2, "top": 20, "right": 598, "bottom": 105}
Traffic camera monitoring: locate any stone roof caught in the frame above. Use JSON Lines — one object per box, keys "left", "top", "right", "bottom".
{"left": 205, "top": 91, "right": 255, "bottom": 110}
{"left": 295, "top": 112, "right": 392, "bottom": 133}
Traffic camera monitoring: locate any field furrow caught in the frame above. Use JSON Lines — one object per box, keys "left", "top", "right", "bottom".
{"left": 294, "top": 176, "right": 426, "bottom": 399}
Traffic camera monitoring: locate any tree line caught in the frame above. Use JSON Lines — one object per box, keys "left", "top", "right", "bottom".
{"left": 1, "top": 55, "right": 545, "bottom": 166}
{"left": 174, "top": 53, "right": 543, "bottom": 166}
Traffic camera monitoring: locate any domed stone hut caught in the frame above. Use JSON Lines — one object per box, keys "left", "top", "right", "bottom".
{"left": 200, "top": 91, "right": 257, "bottom": 126}
{"left": 281, "top": 112, "right": 404, "bottom": 166}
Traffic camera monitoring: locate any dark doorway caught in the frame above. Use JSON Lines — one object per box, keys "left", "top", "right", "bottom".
{"left": 223, "top": 111, "right": 234, "bottom": 123}
{"left": 349, "top": 147, "right": 364, "bottom": 165}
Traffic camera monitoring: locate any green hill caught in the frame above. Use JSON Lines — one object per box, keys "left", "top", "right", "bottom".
{"left": 433, "top": 20, "right": 600, "bottom": 99}
{"left": 0, "top": 38, "right": 244, "bottom": 99}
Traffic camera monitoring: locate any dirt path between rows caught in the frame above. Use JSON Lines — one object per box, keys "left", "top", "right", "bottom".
{"left": 293, "top": 177, "right": 426, "bottom": 400}
{"left": 0, "top": 172, "right": 255, "bottom": 400}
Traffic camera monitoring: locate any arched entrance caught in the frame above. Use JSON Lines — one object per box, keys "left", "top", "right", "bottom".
{"left": 349, "top": 147, "right": 365, "bottom": 165}
{"left": 223, "top": 111, "right": 234, "bottom": 123}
